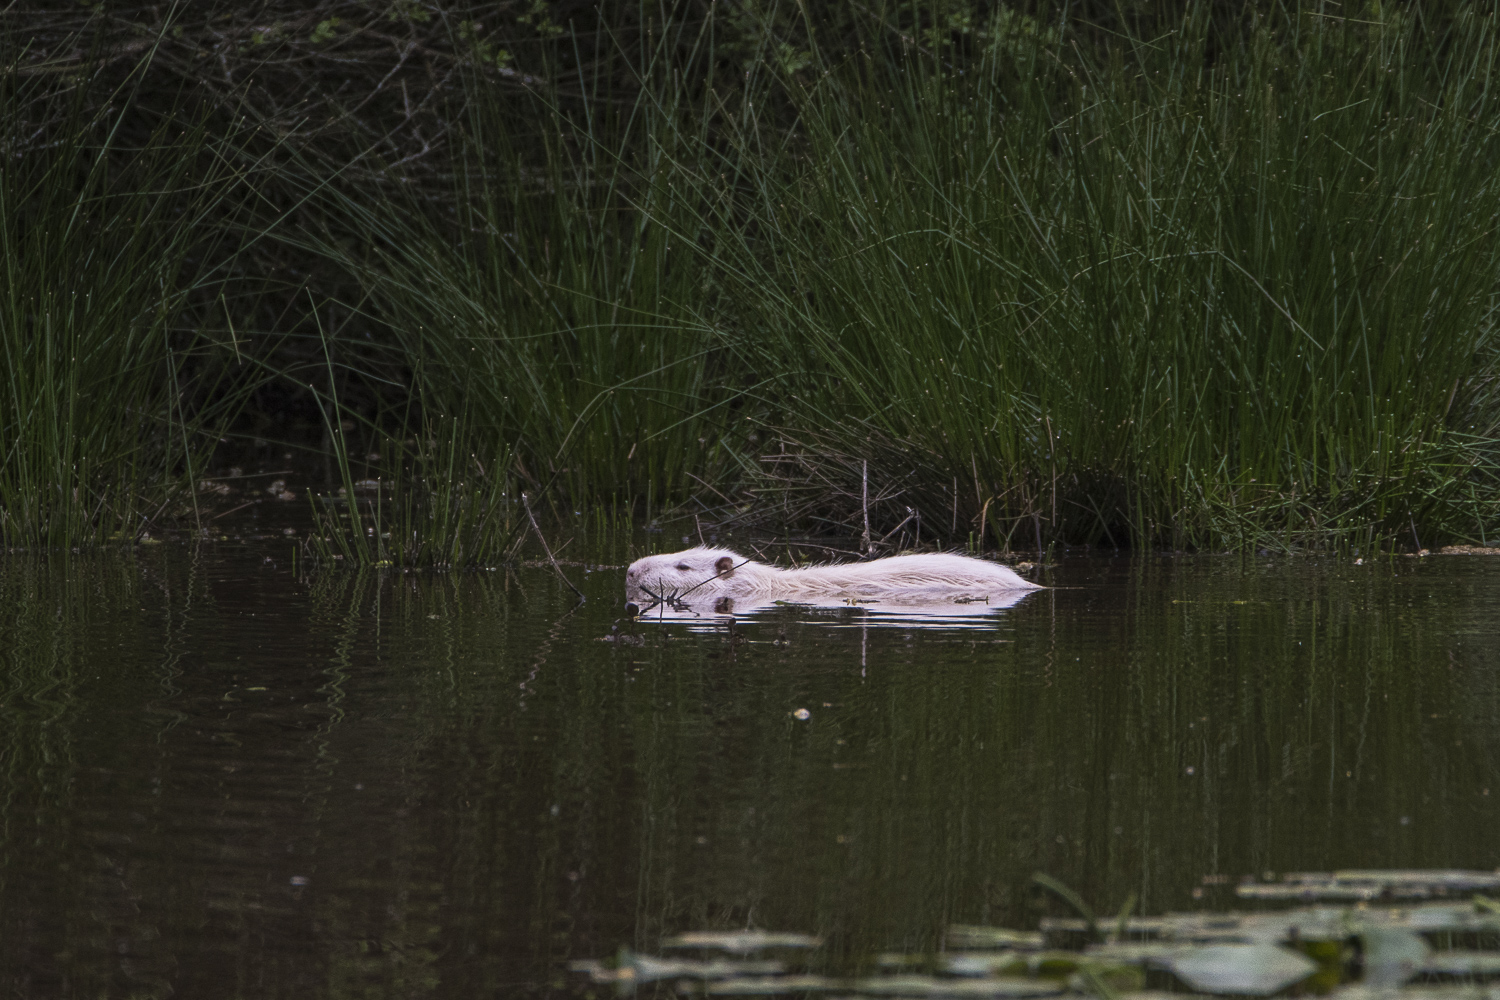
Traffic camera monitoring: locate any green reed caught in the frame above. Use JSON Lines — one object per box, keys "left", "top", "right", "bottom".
{"left": 0, "top": 45, "right": 252, "bottom": 548}
{"left": 311, "top": 30, "right": 742, "bottom": 507}
{"left": 286, "top": 4, "right": 1500, "bottom": 561}
{"left": 666, "top": 3, "right": 1500, "bottom": 550}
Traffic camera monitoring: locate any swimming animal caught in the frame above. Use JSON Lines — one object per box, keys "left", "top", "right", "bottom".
{"left": 624, "top": 547, "right": 1039, "bottom": 615}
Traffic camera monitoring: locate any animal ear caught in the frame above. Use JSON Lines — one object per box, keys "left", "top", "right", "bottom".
{"left": 715, "top": 556, "right": 735, "bottom": 576}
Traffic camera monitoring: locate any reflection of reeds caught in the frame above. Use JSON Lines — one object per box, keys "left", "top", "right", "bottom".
{"left": 3, "top": 550, "right": 1496, "bottom": 988}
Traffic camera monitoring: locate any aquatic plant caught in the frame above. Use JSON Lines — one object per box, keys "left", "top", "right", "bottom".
{"left": 7, "top": 3, "right": 1500, "bottom": 558}
{"left": 0, "top": 37, "right": 255, "bottom": 547}
{"left": 307, "top": 24, "right": 744, "bottom": 505}
{"left": 671, "top": 3, "right": 1500, "bottom": 551}
{"left": 300, "top": 3, "right": 1499, "bottom": 563}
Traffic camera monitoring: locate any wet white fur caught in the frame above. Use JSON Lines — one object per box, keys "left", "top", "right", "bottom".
{"left": 625, "top": 547, "right": 1039, "bottom": 605}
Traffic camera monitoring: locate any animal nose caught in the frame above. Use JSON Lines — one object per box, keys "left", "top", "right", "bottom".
{"left": 624, "top": 601, "right": 641, "bottom": 616}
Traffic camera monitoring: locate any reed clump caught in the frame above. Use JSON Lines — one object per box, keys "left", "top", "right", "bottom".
{"left": 6, "top": 3, "right": 1499, "bottom": 558}
{"left": 0, "top": 43, "right": 257, "bottom": 548}
{"left": 673, "top": 4, "right": 1500, "bottom": 551}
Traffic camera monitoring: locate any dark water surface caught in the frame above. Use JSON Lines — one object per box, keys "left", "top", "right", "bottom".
{"left": 2, "top": 545, "right": 1497, "bottom": 998}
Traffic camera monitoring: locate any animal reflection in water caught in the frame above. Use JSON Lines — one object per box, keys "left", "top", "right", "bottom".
{"left": 624, "top": 547, "right": 1040, "bottom": 620}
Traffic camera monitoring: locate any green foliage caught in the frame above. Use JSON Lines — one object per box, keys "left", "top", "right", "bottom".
{"left": 308, "top": 17, "right": 341, "bottom": 44}
{"left": 306, "top": 46, "right": 743, "bottom": 567}
{"left": 457, "top": 20, "right": 513, "bottom": 68}
{"left": 5, "top": 2, "right": 1499, "bottom": 558}
{"left": 665, "top": 3, "right": 1500, "bottom": 550}
{"left": 0, "top": 55, "right": 252, "bottom": 547}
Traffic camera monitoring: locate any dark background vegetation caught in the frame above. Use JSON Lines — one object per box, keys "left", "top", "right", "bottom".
{"left": 4, "top": 0, "right": 1499, "bottom": 557}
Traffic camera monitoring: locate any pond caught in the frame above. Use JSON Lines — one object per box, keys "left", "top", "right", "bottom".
{"left": 1, "top": 531, "right": 1497, "bottom": 998}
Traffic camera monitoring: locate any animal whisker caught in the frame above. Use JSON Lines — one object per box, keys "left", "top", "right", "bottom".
{"left": 634, "top": 583, "right": 698, "bottom": 616}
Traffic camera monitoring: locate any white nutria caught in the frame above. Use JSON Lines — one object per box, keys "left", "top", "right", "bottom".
{"left": 625, "top": 547, "right": 1038, "bottom": 613}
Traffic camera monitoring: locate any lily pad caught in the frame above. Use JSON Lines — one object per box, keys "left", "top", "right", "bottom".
{"left": 1163, "top": 943, "right": 1317, "bottom": 995}
{"left": 1362, "top": 928, "right": 1432, "bottom": 988}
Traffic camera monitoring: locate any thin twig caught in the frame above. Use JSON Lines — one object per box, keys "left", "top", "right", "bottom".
{"left": 522, "top": 492, "right": 585, "bottom": 602}
{"left": 197, "top": 469, "right": 294, "bottom": 482}
{"left": 952, "top": 476, "right": 958, "bottom": 538}
{"left": 874, "top": 511, "right": 916, "bottom": 550}
{"left": 674, "top": 558, "right": 753, "bottom": 602}
{"left": 209, "top": 499, "right": 262, "bottom": 521}
{"left": 861, "top": 459, "right": 871, "bottom": 554}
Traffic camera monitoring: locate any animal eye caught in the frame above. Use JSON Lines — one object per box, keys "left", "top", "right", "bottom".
{"left": 676, "top": 563, "right": 691, "bottom": 572}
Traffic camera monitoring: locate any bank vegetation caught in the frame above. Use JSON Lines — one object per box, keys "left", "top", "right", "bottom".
{"left": 3, "top": 0, "right": 1498, "bottom": 559}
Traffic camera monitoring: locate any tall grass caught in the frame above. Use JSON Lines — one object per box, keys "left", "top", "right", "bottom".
{"left": 670, "top": 4, "right": 1500, "bottom": 550}
{"left": 292, "top": 17, "right": 757, "bottom": 566}
{"left": 314, "top": 32, "right": 743, "bottom": 507}
{"left": 0, "top": 44, "right": 252, "bottom": 548}
{"left": 28, "top": 4, "right": 1494, "bottom": 559}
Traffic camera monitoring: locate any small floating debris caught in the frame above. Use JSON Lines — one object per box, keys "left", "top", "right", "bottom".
{"left": 596, "top": 632, "right": 646, "bottom": 645}
{"left": 1161, "top": 944, "right": 1317, "bottom": 996}
{"left": 663, "top": 931, "right": 825, "bottom": 953}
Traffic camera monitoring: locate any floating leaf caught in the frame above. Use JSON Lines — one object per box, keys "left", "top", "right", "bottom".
{"left": 1361, "top": 929, "right": 1431, "bottom": 988}
{"left": 1164, "top": 944, "right": 1317, "bottom": 995}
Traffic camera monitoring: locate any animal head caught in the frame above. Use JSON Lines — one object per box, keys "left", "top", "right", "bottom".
{"left": 624, "top": 548, "right": 747, "bottom": 614}
{"left": 625, "top": 547, "right": 744, "bottom": 591}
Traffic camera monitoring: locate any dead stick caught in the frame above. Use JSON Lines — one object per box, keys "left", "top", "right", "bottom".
{"left": 952, "top": 476, "right": 958, "bottom": 539}
{"left": 209, "top": 499, "right": 262, "bottom": 521}
{"left": 861, "top": 459, "right": 871, "bottom": 554}
{"left": 522, "top": 492, "right": 585, "bottom": 601}
{"left": 874, "top": 511, "right": 916, "bottom": 550}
